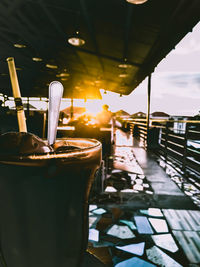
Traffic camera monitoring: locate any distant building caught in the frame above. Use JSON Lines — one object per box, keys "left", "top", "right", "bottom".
{"left": 193, "top": 111, "right": 200, "bottom": 120}
{"left": 131, "top": 111, "right": 146, "bottom": 119}
{"left": 151, "top": 111, "right": 170, "bottom": 120}
{"left": 170, "top": 115, "right": 193, "bottom": 134}
{"left": 115, "top": 109, "right": 130, "bottom": 117}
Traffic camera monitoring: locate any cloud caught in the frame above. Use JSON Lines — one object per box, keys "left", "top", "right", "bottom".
{"left": 151, "top": 72, "right": 200, "bottom": 98}
{"left": 169, "top": 73, "right": 200, "bottom": 88}
{"left": 151, "top": 93, "right": 200, "bottom": 116}
{"left": 195, "top": 76, "right": 200, "bottom": 87}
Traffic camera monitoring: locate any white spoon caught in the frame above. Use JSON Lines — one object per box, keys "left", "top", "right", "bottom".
{"left": 47, "top": 81, "right": 64, "bottom": 146}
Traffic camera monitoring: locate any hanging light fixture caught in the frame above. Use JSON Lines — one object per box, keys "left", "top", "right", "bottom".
{"left": 68, "top": 31, "right": 85, "bottom": 47}
{"left": 118, "top": 63, "right": 132, "bottom": 68}
{"left": 118, "top": 58, "right": 132, "bottom": 69}
{"left": 119, "top": 68, "right": 128, "bottom": 78}
{"left": 126, "top": 0, "right": 148, "bottom": 4}
{"left": 68, "top": 11, "right": 85, "bottom": 47}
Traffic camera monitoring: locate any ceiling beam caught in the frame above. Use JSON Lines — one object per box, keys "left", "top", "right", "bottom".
{"left": 123, "top": 4, "right": 133, "bottom": 60}
{"left": 0, "top": 11, "right": 42, "bottom": 54}
{"left": 7, "top": 0, "right": 23, "bottom": 14}
{"left": 17, "top": 3, "right": 46, "bottom": 51}
{"left": 26, "top": 0, "right": 77, "bottom": 14}
{"left": 76, "top": 47, "right": 142, "bottom": 67}
{"left": 80, "top": 0, "right": 105, "bottom": 73}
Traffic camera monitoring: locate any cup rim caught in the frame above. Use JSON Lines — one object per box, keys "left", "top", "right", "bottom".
{"left": 0, "top": 138, "right": 102, "bottom": 166}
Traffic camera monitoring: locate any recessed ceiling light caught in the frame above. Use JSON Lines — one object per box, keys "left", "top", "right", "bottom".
{"left": 118, "top": 63, "right": 132, "bottom": 68}
{"left": 32, "top": 57, "right": 43, "bottom": 62}
{"left": 13, "top": 43, "right": 26, "bottom": 48}
{"left": 56, "top": 73, "right": 70, "bottom": 78}
{"left": 75, "top": 86, "right": 83, "bottom": 91}
{"left": 119, "top": 73, "right": 128, "bottom": 78}
{"left": 126, "top": 0, "right": 148, "bottom": 4}
{"left": 46, "top": 64, "right": 58, "bottom": 69}
{"left": 84, "top": 80, "right": 95, "bottom": 86}
{"left": 120, "top": 83, "right": 128, "bottom": 90}
{"left": 95, "top": 80, "right": 102, "bottom": 84}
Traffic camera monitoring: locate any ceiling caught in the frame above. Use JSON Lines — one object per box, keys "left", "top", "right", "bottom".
{"left": 0, "top": 0, "right": 199, "bottom": 99}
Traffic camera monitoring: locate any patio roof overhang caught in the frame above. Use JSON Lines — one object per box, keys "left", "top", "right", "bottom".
{"left": 0, "top": 0, "right": 199, "bottom": 99}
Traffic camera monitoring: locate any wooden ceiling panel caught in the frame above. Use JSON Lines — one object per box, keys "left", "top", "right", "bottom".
{"left": 0, "top": 0, "right": 199, "bottom": 98}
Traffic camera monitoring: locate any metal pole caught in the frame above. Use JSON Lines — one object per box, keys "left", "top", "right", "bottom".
{"left": 164, "top": 121, "right": 169, "bottom": 165}
{"left": 182, "top": 122, "right": 189, "bottom": 174}
{"left": 146, "top": 74, "right": 151, "bottom": 149}
{"left": 7, "top": 57, "right": 27, "bottom": 132}
{"left": 42, "top": 112, "right": 47, "bottom": 139}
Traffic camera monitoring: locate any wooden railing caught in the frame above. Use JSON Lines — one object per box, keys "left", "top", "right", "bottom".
{"left": 123, "top": 118, "right": 200, "bottom": 178}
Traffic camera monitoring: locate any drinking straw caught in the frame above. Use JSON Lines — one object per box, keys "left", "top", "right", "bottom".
{"left": 47, "top": 81, "right": 64, "bottom": 145}
{"left": 7, "top": 57, "right": 27, "bottom": 132}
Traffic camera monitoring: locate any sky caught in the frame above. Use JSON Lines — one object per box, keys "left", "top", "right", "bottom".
{"left": 100, "top": 22, "right": 200, "bottom": 116}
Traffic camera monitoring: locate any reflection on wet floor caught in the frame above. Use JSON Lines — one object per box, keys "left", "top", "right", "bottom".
{"left": 158, "top": 158, "right": 200, "bottom": 208}
{"left": 105, "top": 169, "right": 154, "bottom": 196}
{"left": 114, "top": 129, "right": 133, "bottom": 147}
{"left": 87, "top": 130, "right": 200, "bottom": 266}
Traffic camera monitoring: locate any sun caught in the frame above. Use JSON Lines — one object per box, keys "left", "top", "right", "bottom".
{"left": 85, "top": 99, "right": 103, "bottom": 116}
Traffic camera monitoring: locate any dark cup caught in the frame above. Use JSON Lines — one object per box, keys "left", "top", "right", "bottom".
{"left": 0, "top": 138, "right": 102, "bottom": 267}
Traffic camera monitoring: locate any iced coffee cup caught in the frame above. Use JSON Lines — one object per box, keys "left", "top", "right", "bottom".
{"left": 0, "top": 133, "right": 101, "bottom": 267}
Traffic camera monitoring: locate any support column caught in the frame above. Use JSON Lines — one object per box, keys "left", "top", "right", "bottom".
{"left": 27, "top": 97, "right": 30, "bottom": 117}
{"left": 146, "top": 74, "right": 151, "bottom": 149}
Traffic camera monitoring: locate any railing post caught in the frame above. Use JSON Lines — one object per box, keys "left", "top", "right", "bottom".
{"left": 70, "top": 98, "right": 74, "bottom": 119}
{"left": 164, "top": 121, "right": 169, "bottom": 165}
{"left": 146, "top": 74, "right": 151, "bottom": 150}
{"left": 182, "top": 122, "right": 189, "bottom": 174}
